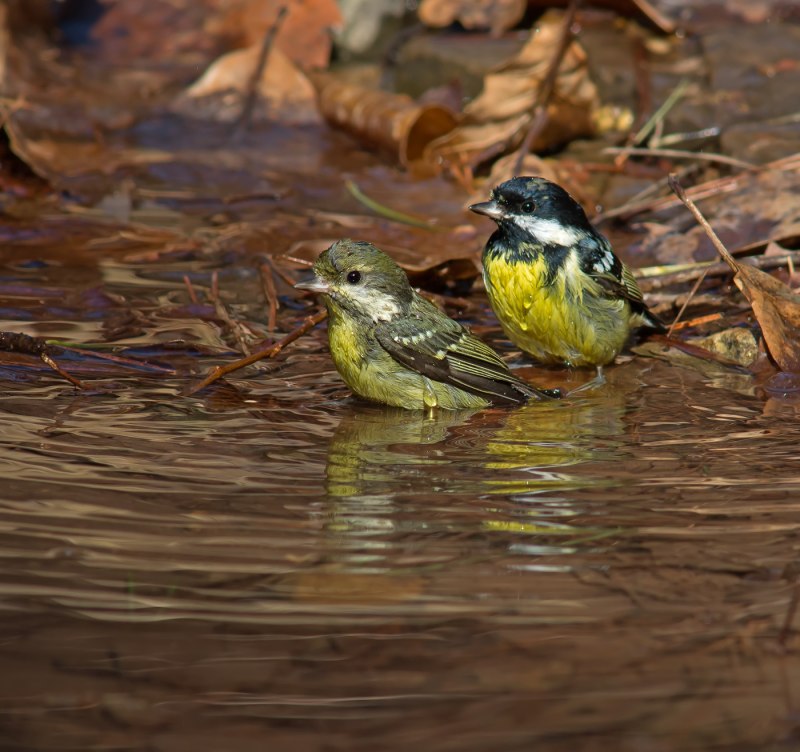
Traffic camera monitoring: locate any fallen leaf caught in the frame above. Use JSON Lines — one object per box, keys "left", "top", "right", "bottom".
{"left": 419, "top": 0, "right": 527, "bottom": 36}
{"left": 311, "top": 71, "right": 458, "bottom": 167}
{"left": 175, "top": 45, "right": 321, "bottom": 125}
{"left": 732, "top": 263, "right": 800, "bottom": 372}
{"left": 207, "top": 0, "right": 342, "bottom": 70}
{"left": 90, "top": 0, "right": 341, "bottom": 70}
{"left": 670, "top": 173, "right": 800, "bottom": 373}
{"left": 427, "top": 11, "right": 598, "bottom": 171}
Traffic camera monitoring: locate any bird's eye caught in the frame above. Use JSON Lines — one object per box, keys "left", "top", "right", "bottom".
{"left": 521, "top": 201, "right": 535, "bottom": 213}
{"left": 346, "top": 270, "right": 362, "bottom": 284}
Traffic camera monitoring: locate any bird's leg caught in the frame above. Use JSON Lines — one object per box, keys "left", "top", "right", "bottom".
{"left": 567, "top": 365, "right": 606, "bottom": 396}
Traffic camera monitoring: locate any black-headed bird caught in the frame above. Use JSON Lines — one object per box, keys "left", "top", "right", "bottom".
{"left": 295, "top": 239, "right": 560, "bottom": 410}
{"left": 470, "top": 177, "right": 665, "bottom": 377}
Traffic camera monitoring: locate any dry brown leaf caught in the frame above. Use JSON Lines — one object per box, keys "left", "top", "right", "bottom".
{"left": 310, "top": 71, "right": 458, "bottom": 167}
{"left": 91, "top": 0, "right": 341, "bottom": 70}
{"left": 207, "top": 0, "right": 342, "bottom": 70}
{"left": 418, "top": 0, "right": 527, "bottom": 36}
{"left": 175, "top": 45, "right": 321, "bottom": 125}
{"left": 670, "top": 174, "right": 800, "bottom": 374}
{"left": 427, "top": 12, "right": 598, "bottom": 171}
{"left": 732, "top": 264, "right": 800, "bottom": 373}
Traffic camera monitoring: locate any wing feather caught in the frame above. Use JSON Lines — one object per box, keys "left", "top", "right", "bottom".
{"left": 375, "top": 296, "right": 557, "bottom": 404}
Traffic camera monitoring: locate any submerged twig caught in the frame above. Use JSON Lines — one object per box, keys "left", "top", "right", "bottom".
{"left": 208, "top": 272, "right": 253, "bottom": 356}
{"left": 185, "top": 309, "right": 328, "bottom": 396}
{"left": 510, "top": 0, "right": 581, "bottom": 177}
{"left": 0, "top": 332, "right": 84, "bottom": 388}
{"left": 259, "top": 259, "right": 280, "bottom": 335}
{"left": 183, "top": 274, "right": 199, "bottom": 304}
{"left": 51, "top": 344, "right": 176, "bottom": 374}
{"left": 232, "top": 4, "right": 289, "bottom": 136}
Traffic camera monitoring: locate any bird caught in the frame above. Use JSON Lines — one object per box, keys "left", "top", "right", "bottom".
{"left": 470, "top": 176, "right": 665, "bottom": 379}
{"left": 295, "top": 239, "right": 561, "bottom": 411}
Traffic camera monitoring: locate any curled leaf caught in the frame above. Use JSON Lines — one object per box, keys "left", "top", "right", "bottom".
{"left": 310, "top": 71, "right": 458, "bottom": 167}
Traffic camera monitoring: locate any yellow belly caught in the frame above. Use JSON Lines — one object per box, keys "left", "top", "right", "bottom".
{"left": 483, "top": 255, "right": 632, "bottom": 367}
{"left": 326, "top": 306, "right": 489, "bottom": 410}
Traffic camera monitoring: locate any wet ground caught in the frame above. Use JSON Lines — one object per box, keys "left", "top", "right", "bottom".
{"left": 3, "top": 5, "right": 800, "bottom": 750}
{"left": 2, "top": 203, "right": 800, "bottom": 750}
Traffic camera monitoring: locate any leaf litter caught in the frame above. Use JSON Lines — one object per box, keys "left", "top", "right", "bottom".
{"left": 1, "top": 4, "right": 800, "bottom": 748}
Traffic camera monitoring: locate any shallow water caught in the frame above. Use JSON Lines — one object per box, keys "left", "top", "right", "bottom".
{"left": 1, "top": 51, "right": 799, "bottom": 746}
{"left": 1, "top": 289, "right": 800, "bottom": 751}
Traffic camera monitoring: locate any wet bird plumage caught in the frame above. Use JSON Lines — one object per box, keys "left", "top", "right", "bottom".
{"left": 471, "top": 176, "right": 664, "bottom": 368}
{"left": 296, "top": 239, "right": 558, "bottom": 410}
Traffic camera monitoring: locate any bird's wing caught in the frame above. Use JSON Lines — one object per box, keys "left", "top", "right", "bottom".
{"left": 580, "top": 238, "right": 665, "bottom": 331}
{"left": 374, "top": 296, "right": 556, "bottom": 404}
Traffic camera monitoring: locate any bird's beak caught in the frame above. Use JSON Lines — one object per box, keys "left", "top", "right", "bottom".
{"left": 469, "top": 200, "right": 505, "bottom": 220}
{"left": 295, "top": 276, "right": 331, "bottom": 294}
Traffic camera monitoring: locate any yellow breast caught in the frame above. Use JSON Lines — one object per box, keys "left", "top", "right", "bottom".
{"left": 483, "top": 254, "right": 631, "bottom": 367}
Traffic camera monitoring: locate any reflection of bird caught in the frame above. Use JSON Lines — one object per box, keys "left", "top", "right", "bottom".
{"left": 471, "top": 177, "right": 664, "bottom": 378}
{"left": 296, "top": 239, "right": 560, "bottom": 410}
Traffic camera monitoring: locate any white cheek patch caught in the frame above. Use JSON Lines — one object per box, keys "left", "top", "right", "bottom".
{"left": 513, "top": 216, "right": 583, "bottom": 247}
{"left": 349, "top": 286, "right": 401, "bottom": 322}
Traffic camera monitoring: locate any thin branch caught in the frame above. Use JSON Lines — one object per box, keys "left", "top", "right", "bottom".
{"left": 667, "top": 264, "right": 713, "bottom": 336}
{"left": 183, "top": 274, "right": 199, "bottom": 304}
{"left": 185, "top": 309, "right": 328, "bottom": 396}
{"left": 638, "top": 251, "right": 800, "bottom": 292}
{"left": 668, "top": 174, "right": 737, "bottom": 269}
{"left": 259, "top": 260, "right": 279, "bottom": 335}
{"left": 232, "top": 4, "right": 289, "bottom": 137}
{"left": 0, "top": 332, "right": 84, "bottom": 388}
{"left": 605, "top": 146, "right": 758, "bottom": 171}
{"left": 510, "top": 0, "right": 581, "bottom": 176}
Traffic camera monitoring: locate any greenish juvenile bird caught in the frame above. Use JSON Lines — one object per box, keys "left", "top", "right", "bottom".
{"left": 471, "top": 177, "right": 665, "bottom": 376}
{"left": 295, "top": 239, "right": 560, "bottom": 410}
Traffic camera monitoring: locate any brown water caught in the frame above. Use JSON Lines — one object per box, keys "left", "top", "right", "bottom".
{"left": 2, "top": 248, "right": 800, "bottom": 750}
{"left": 0, "top": 66, "right": 799, "bottom": 746}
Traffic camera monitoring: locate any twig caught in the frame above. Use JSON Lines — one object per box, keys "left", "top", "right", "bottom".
{"left": 668, "top": 174, "right": 737, "bottom": 269}
{"left": 614, "top": 30, "right": 651, "bottom": 169}
{"left": 270, "top": 259, "right": 305, "bottom": 288}
{"left": 183, "top": 274, "right": 199, "bottom": 304}
{"left": 638, "top": 251, "right": 800, "bottom": 292}
{"left": 597, "top": 152, "right": 800, "bottom": 223}
{"left": 669, "top": 312, "right": 723, "bottom": 331}
{"left": 779, "top": 583, "right": 799, "bottom": 646}
{"left": 259, "top": 260, "right": 279, "bottom": 335}
{"left": 232, "top": 4, "right": 289, "bottom": 137}
{"left": 208, "top": 271, "right": 253, "bottom": 355}
{"left": 510, "top": 0, "right": 581, "bottom": 176}
{"left": 667, "top": 264, "right": 713, "bottom": 336}
{"left": 0, "top": 332, "right": 84, "bottom": 388}
{"left": 185, "top": 309, "right": 328, "bottom": 396}
{"left": 51, "top": 344, "right": 177, "bottom": 374}
{"left": 605, "top": 146, "right": 758, "bottom": 172}
{"left": 779, "top": 562, "right": 800, "bottom": 647}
